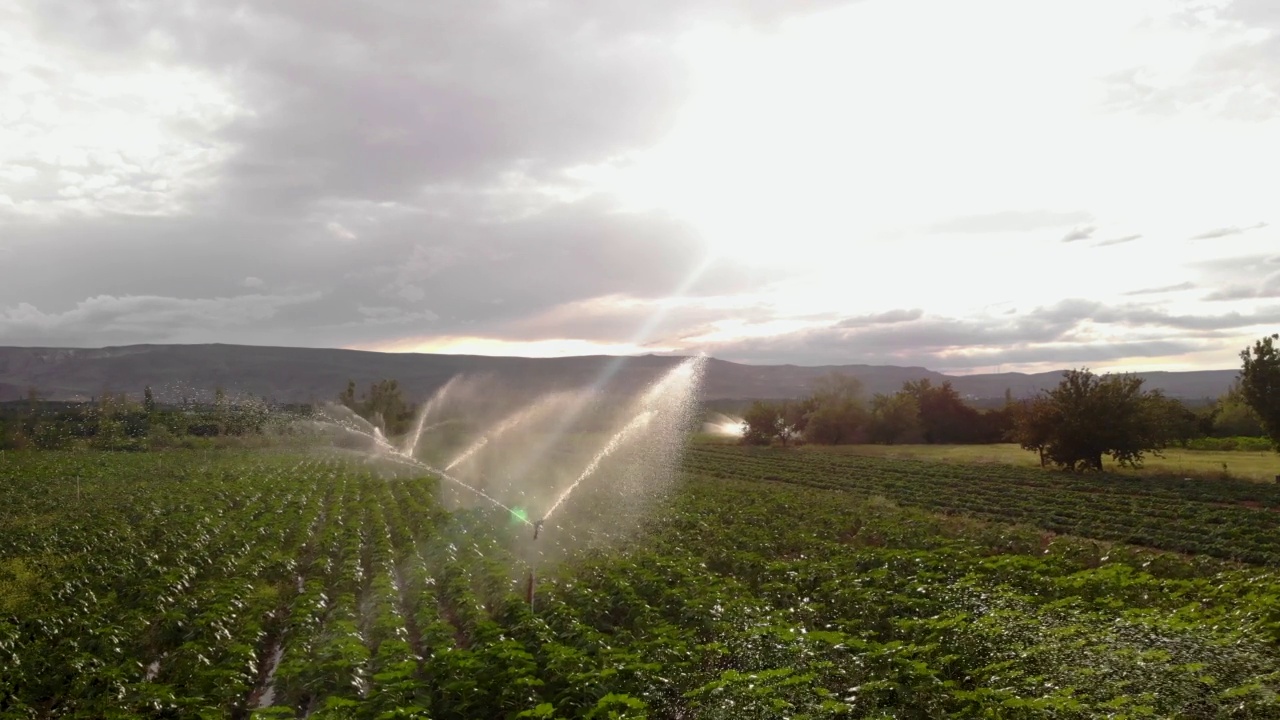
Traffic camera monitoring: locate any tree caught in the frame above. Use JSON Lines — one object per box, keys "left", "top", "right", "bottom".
{"left": 740, "top": 401, "right": 774, "bottom": 446}
{"left": 143, "top": 386, "right": 156, "bottom": 414}
{"left": 802, "top": 372, "right": 867, "bottom": 445}
{"left": 337, "top": 379, "right": 415, "bottom": 436}
{"left": 1022, "top": 368, "right": 1174, "bottom": 471}
{"left": 868, "top": 392, "right": 920, "bottom": 444}
{"left": 741, "top": 400, "right": 806, "bottom": 446}
{"left": 362, "top": 379, "right": 410, "bottom": 435}
{"left": 899, "top": 379, "right": 985, "bottom": 443}
{"left": 1211, "top": 389, "right": 1266, "bottom": 437}
{"left": 339, "top": 380, "right": 357, "bottom": 410}
{"left": 1009, "top": 397, "right": 1057, "bottom": 467}
{"left": 1148, "top": 395, "right": 1199, "bottom": 448}
{"left": 1239, "top": 333, "right": 1280, "bottom": 449}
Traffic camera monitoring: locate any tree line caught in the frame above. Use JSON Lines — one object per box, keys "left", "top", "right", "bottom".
{"left": 741, "top": 374, "right": 1016, "bottom": 447}
{"left": 0, "top": 378, "right": 413, "bottom": 451}
{"left": 742, "top": 333, "right": 1280, "bottom": 471}
{"left": 0, "top": 386, "right": 305, "bottom": 451}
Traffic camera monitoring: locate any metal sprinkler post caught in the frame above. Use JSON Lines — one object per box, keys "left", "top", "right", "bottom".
{"left": 526, "top": 519, "right": 544, "bottom": 607}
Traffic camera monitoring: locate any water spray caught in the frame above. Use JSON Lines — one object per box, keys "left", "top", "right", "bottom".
{"left": 403, "top": 375, "right": 461, "bottom": 457}
{"left": 445, "top": 396, "right": 565, "bottom": 471}
{"left": 311, "top": 356, "right": 707, "bottom": 611}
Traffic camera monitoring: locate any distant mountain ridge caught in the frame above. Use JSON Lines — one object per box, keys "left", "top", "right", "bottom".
{"left": 0, "top": 344, "right": 1239, "bottom": 404}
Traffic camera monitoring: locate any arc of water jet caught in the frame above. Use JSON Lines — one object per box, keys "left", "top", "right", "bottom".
{"left": 444, "top": 397, "right": 555, "bottom": 471}
{"left": 541, "top": 410, "right": 654, "bottom": 522}
{"left": 403, "top": 375, "right": 461, "bottom": 457}
{"left": 309, "top": 417, "right": 532, "bottom": 526}
{"left": 321, "top": 403, "right": 382, "bottom": 435}
{"left": 445, "top": 437, "right": 488, "bottom": 471}
{"left": 316, "top": 410, "right": 399, "bottom": 454}
{"left": 640, "top": 356, "right": 703, "bottom": 407}
{"left": 374, "top": 452, "right": 531, "bottom": 524}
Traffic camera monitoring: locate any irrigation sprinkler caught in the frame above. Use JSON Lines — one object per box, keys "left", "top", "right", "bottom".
{"left": 527, "top": 519, "right": 545, "bottom": 607}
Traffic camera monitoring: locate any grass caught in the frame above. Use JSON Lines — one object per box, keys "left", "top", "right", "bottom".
{"left": 774, "top": 442, "right": 1280, "bottom": 482}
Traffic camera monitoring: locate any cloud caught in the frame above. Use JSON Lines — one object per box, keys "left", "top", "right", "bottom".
{"left": 326, "top": 222, "right": 357, "bottom": 241}
{"left": 1123, "top": 281, "right": 1195, "bottom": 296}
{"left": 700, "top": 320, "right": 1204, "bottom": 370}
{"left": 927, "top": 209, "right": 1092, "bottom": 234}
{"left": 1094, "top": 234, "right": 1142, "bottom": 247}
{"left": 1060, "top": 225, "right": 1096, "bottom": 242}
{"left": 18, "top": 0, "right": 852, "bottom": 218}
{"left": 691, "top": 299, "right": 1280, "bottom": 368}
{"left": 0, "top": 292, "right": 321, "bottom": 345}
{"left": 1100, "top": 3, "right": 1280, "bottom": 122}
{"left": 465, "top": 294, "right": 778, "bottom": 345}
{"left": 0, "top": 197, "right": 758, "bottom": 350}
{"left": 2, "top": 0, "right": 1276, "bottom": 374}
{"left": 1190, "top": 222, "right": 1268, "bottom": 240}
{"left": 836, "top": 308, "right": 924, "bottom": 328}
{"left": 2, "top": 0, "right": 802, "bottom": 351}
{"left": 345, "top": 305, "right": 440, "bottom": 326}
{"left": 1203, "top": 271, "right": 1280, "bottom": 301}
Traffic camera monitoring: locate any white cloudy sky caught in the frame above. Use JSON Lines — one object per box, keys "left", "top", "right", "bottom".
{"left": 2, "top": 0, "right": 1278, "bottom": 372}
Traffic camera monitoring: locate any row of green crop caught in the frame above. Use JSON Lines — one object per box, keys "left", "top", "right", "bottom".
{"left": 688, "top": 445, "right": 1280, "bottom": 564}
{"left": 5, "top": 449, "right": 1280, "bottom": 718}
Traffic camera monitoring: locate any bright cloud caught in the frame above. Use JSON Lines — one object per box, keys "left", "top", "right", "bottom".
{"left": 3, "top": 0, "right": 1279, "bottom": 373}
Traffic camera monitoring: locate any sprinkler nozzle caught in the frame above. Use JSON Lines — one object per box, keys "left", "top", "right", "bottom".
{"left": 533, "top": 519, "right": 544, "bottom": 539}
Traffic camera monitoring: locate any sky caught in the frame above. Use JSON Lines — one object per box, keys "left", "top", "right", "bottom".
{"left": 2, "top": 0, "right": 1279, "bottom": 373}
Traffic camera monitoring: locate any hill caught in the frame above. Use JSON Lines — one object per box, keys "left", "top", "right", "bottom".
{"left": 0, "top": 344, "right": 1239, "bottom": 404}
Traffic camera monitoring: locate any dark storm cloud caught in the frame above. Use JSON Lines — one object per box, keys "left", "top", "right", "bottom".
{"left": 927, "top": 209, "right": 1092, "bottom": 234}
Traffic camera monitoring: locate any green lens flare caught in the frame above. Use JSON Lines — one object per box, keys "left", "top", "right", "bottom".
{"left": 510, "top": 506, "right": 528, "bottom": 525}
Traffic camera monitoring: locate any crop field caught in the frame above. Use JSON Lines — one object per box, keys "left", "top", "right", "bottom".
{"left": 3, "top": 447, "right": 1280, "bottom": 719}
{"left": 694, "top": 441, "right": 1280, "bottom": 484}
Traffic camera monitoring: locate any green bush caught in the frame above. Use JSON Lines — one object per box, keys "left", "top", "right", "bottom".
{"left": 1185, "top": 436, "right": 1276, "bottom": 452}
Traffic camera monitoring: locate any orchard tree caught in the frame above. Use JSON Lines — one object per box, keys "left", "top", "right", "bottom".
{"left": 1010, "top": 396, "right": 1058, "bottom": 467}
{"left": 1239, "top": 333, "right": 1280, "bottom": 449}
{"left": 1021, "top": 369, "right": 1174, "bottom": 471}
